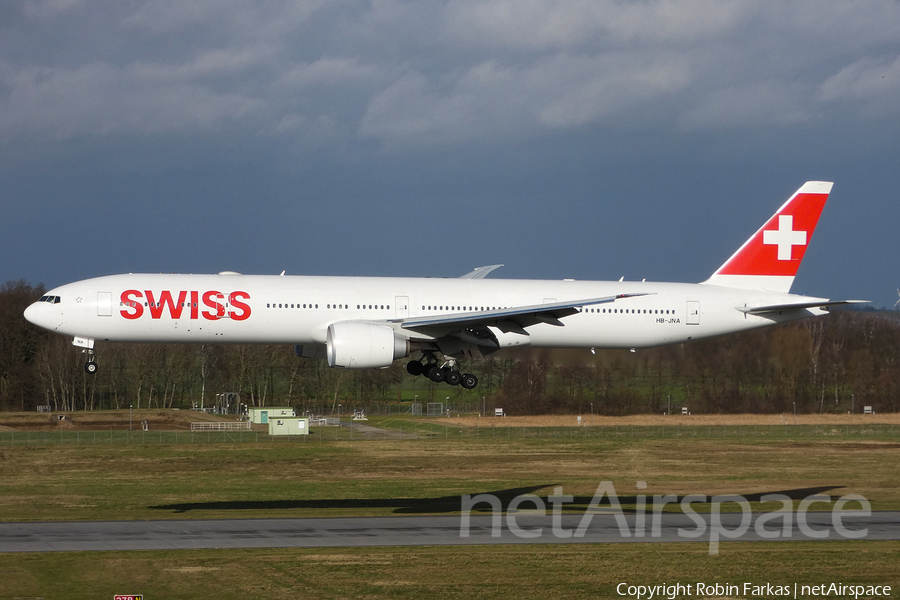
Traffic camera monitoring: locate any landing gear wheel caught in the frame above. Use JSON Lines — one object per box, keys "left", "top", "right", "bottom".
{"left": 445, "top": 370, "right": 462, "bottom": 386}
{"left": 425, "top": 364, "right": 446, "bottom": 383}
{"left": 407, "top": 361, "right": 424, "bottom": 376}
{"left": 460, "top": 373, "right": 478, "bottom": 389}
{"left": 84, "top": 361, "right": 98, "bottom": 375}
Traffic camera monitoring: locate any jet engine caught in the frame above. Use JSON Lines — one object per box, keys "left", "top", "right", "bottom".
{"left": 326, "top": 322, "right": 408, "bottom": 369}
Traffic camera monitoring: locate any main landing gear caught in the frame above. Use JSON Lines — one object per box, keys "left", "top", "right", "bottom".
{"left": 406, "top": 356, "right": 478, "bottom": 389}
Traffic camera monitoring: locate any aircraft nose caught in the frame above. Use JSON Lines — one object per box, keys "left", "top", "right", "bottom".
{"left": 24, "top": 300, "right": 57, "bottom": 330}
{"left": 23, "top": 302, "right": 40, "bottom": 326}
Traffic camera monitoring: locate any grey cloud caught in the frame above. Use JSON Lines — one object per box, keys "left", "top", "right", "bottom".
{"left": 358, "top": 53, "right": 693, "bottom": 144}
{"left": 120, "top": 0, "right": 327, "bottom": 38}
{"left": 2, "top": 0, "right": 900, "bottom": 148}
{"left": 678, "top": 81, "right": 813, "bottom": 130}
{"left": 129, "top": 50, "right": 273, "bottom": 84}
{"left": 0, "top": 61, "right": 265, "bottom": 139}
{"left": 276, "top": 57, "right": 389, "bottom": 89}
{"left": 441, "top": 0, "right": 750, "bottom": 49}
{"left": 535, "top": 53, "right": 692, "bottom": 128}
{"left": 22, "top": 0, "right": 82, "bottom": 19}
{"left": 819, "top": 54, "right": 900, "bottom": 116}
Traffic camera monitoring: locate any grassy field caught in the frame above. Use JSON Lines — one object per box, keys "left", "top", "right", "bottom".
{"left": 1, "top": 410, "right": 898, "bottom": 598}
{"left": 1, "top": 421, "right": 898, "bottom": 521}
{"left": 0, "top": 542, "right": 897, "bottom": 599}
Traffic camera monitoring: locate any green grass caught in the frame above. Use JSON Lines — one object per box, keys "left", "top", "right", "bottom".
{"left": 1, "top": 433, "right": 899, "bottom": 522}
{"left": 1, "top": 541, "right": 898, "bottom": 600}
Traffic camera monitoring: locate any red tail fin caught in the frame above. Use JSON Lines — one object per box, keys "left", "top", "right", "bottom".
{"left": 703, "top": 181, "right": 832, "bottom": 293}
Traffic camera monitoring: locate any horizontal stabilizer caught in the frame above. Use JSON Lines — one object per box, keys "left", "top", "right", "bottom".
{"left": 737, "top": 300, "right": 868, "bottom": 315}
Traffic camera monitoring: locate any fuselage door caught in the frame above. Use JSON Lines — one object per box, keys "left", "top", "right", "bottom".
{"left": 395, "top": 296, "right": 409, "bottom": 319}
{"left": 97, "top": 292, "right": 112, "bottom": 317}
{"left": 687, "top": 301, "right": 700, "bottom": 325}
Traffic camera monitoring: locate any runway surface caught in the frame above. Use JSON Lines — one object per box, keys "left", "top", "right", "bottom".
{"left": 2, "top": 511, "right": 898, "bottom": 553}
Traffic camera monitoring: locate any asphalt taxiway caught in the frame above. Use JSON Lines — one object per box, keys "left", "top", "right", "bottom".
{"left": 2, "top": 511, "right": 898, "bottom": 553}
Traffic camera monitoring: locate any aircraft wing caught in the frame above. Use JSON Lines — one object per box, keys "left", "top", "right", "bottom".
{"left": 736, "top": 299, "right": 868, "bottom": 315}
{"left": 458, "top": 264, "right": 504, "bottom": 279}
{"left": 397, "top": 293, "right": 652, "bottom": 340}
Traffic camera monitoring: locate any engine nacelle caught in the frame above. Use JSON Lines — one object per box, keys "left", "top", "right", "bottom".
{"left": 326, "top": 322, "right": 408, "bottom": 369}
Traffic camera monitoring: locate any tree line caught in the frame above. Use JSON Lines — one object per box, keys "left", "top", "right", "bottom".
{"left": 2, "top": 279, "right": 899, "bottom": 415}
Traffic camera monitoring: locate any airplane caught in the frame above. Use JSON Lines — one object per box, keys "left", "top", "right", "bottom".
{"left": 24, "top": 181, "right": 864, "bottom": 389}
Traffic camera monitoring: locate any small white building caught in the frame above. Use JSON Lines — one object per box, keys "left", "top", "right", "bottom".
{"left": 268, "top": 416, "right": 310, "bottom": 436}
{"left": 249, "top": 407, "right": 295, "bottom": 424}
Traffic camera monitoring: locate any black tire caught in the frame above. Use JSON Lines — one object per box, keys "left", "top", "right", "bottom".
{"left": 427, "top": 365, "right": 446, "bottom": 383}
{"left": 84, "top": 361, "right": 98, "bottom": 375}
{"left": 407, "top": 361, "right": 424, "bottom": 376}
{"left": 461, "top": 373, "right": 478, "bottom": 389}
{"left": 446, "top": 370, "right": 462, "bottom": 386}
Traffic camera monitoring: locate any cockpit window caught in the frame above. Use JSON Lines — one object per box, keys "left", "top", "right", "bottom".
{"left": 38, "top": 296, "right": 61, "bottom": 304}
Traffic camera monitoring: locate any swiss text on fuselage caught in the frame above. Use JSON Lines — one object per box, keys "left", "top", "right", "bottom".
{"left": 120, "top": 290, "right": 251, "bottom": 321}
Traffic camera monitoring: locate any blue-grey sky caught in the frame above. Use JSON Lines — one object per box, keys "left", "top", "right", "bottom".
{"left": 2, "top": 0, "right": 899, "bottom": 306}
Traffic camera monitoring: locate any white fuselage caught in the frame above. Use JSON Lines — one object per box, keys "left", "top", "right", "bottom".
{"left": 25, "top": 272, "right": 823, "bottom": 350}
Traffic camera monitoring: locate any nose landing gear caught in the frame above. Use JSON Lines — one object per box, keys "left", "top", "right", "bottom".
{"left": 74, "top": 338, "right": 98, "bottom": 375}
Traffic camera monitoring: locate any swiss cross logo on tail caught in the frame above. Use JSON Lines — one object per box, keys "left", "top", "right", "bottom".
{"left": 703, "top": 181, "right": 833, "bottom": 293}
{"left": 763, "top": 214, "right": 807, "bottom": 260}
